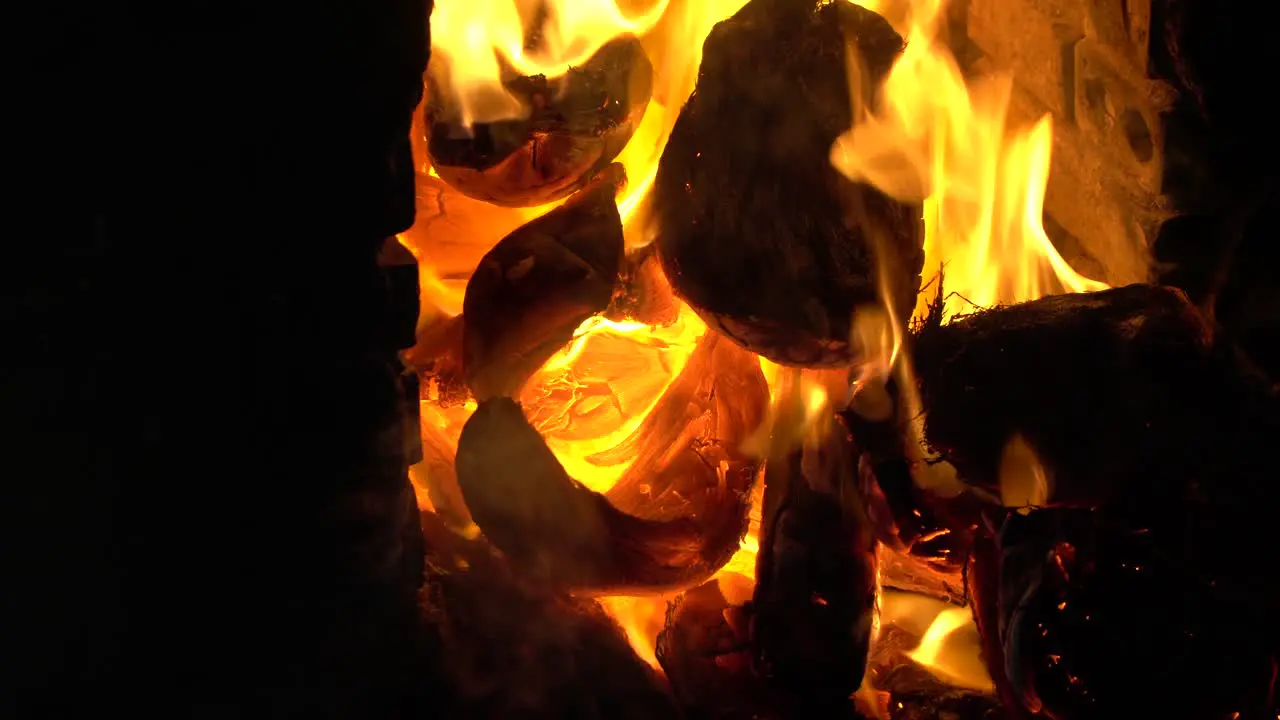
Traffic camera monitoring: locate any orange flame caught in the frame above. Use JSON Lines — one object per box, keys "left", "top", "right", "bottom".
{"left": 832, "top": 0, "right": 1108, "bottom": 325}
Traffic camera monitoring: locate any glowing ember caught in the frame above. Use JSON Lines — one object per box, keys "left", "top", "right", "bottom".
{"left": 523, "top": 305, "right": 705, "bottom": 492}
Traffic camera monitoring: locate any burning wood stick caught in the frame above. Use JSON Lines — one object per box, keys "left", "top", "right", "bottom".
{"left": 749, "top": 385, "right": 879, "bottom": 711}
{"left": 454, "top": 332, "right": 768, "bottom": 595}
{"left": 652, "top": 0, "right": 924, "bottom": 367}
{"left": 841, "top": 378, "right": 980, "bottom": 586}
{"left": 965, "top": 535, "right": 1032, "bottom": 720}
{"left": 462, "top": 165, "right": 626, "bottom": 401}
{"left": 427, "top": 37, "right": 652, "bottom": 208}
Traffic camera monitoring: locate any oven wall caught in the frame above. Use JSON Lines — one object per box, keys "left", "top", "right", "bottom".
{"left": 952, "top": 0, "right": 1170, "bottom": 285}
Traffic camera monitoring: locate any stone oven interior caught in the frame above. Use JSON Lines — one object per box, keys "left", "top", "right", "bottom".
{"left": 11, "top": 0, "right": 1278, "bottom": 718}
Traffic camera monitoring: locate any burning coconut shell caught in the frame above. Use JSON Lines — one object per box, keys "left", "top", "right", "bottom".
{"left": 426, "top": 37, "right": 652, "bottom": 208}
{"left": 454, "top": 332, "right": 768, "bottom": 595}
{"left": 911, "top": 284, "right": 1280, "bottom": 547}
{"left": 462, "top": 165, "right": 626, "bottom": 401}
{"left": 652, "top": 0, "right": 924, "bottom": 367}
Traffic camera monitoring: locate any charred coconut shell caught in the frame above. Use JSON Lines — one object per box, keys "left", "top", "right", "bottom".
{"left": 454, "top": 333, "right": 768, "bottom": 596}
{"left": 652, "top": 0, "right": 924, "bottom": 367}
{"left": 462, "top": 166, "right": 626, "bottom": 401}
{"left": 427, "top": 37, "right": 653, "bottom": 208}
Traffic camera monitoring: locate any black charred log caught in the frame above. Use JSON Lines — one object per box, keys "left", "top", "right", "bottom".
{"left": 749, "top": 411, "right": 879, "bottom": 710}
{"left": 653, "top": 0, "right": 923, "bottom": 367}
{"left": 15, "top": 0, "right": 437, "bottom": 711}
{"left": 462, "top": 165, "right": 626, "bottom": 400}
{"left": 427, "top": 37, "right": 652, "bottom": 208}
{"left": 454, "top": 333, "right": 767, "bottom": 595}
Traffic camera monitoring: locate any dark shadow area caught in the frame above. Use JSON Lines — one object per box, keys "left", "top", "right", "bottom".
{"left": 8, "top": 1, "right": 436, "bottom": 715}
{"left": 1150, "top": 0, "right": 1280, "bottom": 387}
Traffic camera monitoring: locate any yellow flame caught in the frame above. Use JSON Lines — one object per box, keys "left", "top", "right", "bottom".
{"left": 904, "top": 603, "right": 995, "bottom": 693}
{"left": 430, "top": 0, "right": 670, "bottom": 126}
{"left": 875, "top": 590, "right": 993, "bottom": 693}
{"left": 540, "top": 315, "right": 657, "bottom": 374}
{"left": 999, "top": 433, "right": 1053, "bottom": 510}
{"left": 848, "top": 303, "right": 902, "bottom": 412}
{"left": 598, "top": 594, "right": 671, "bottom": 666}
{"left": 741, "top": 367, "right": 835, "bottom": 459}
{"left": 833, "top": 0, "right": 1108, "bottom": 325}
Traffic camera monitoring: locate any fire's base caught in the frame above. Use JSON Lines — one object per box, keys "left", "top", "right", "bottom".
{"left": 420, "top": 507, "right": 1002, "bottom": 720}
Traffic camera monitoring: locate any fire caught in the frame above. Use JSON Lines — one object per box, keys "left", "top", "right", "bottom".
{"left": 413, "top": 0, "right": 1110, "bottom": 699}
{"left": 429, "top": 0, "right": 670, "bottom": 127}
{"left": 832, "top": 0, "right": 1108, "bottom": 324}
{"left": 882, "top": 590, "right": 995, "bottom": 692}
